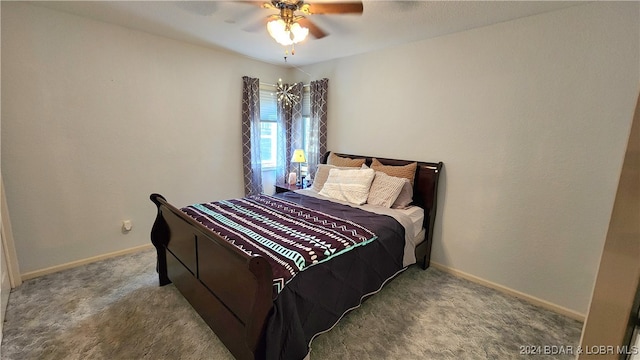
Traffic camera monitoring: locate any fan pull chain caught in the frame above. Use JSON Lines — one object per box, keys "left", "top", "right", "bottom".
{"left": 283, "top": 44, "right": 296, "bottom": 62}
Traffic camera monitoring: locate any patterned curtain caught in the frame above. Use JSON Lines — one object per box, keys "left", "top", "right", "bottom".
{"left": 241, "top": 76, "right": 263, "bottom": 195}
{"left": 308, "top": 78, "right": 329, "bottom": 177}
{"left": 276, "top": 82, "right": 304, "bottom": 183}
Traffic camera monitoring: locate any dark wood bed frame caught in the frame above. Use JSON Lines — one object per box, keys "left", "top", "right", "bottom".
{"left": 150, "top": 152, "right": 442, "bottom": 360}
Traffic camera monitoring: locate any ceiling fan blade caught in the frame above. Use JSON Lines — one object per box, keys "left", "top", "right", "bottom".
{"left": 306, "top": 2, "right": 363, "bottom": 15}
{"left": 237, "top": 1, "right": 269, "bottom": 6}
{"left": 298, "top": 18, "right": 327, "bottom": 39}
{"left": 176, "top": 1, "right": 218, "bottom": 16}
{"left": 236, "top": 1, "right": 276, "bottom": 9}
{"left": 242, "top": 15, "right": 278, "bottom": 32}
{"left": 242, "top": 19, "right": 267, "bottom": 33}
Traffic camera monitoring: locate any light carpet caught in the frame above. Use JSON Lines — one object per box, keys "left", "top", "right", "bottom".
{"left": 1, "top": 249, "right": 582, "bottom": 359}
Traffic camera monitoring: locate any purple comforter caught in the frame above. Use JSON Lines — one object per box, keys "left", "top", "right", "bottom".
{"left": 266, "top": 192, "right": 406, "bottom": 360}
{"left": 181, "top": 195, "right": 379, "bottom": 296}
{"left": 182, "top": 191, "right": 406, "bottom": 360}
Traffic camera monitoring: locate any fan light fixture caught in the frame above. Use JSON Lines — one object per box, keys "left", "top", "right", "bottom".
{"left": 265, "top": 2, "right": 309, "bottom": 54}
{"left": 256, "top": 1, "right": 363, "bottom": 58}
{"left": 267, "top": 19, "right": 308, "bottom": 46}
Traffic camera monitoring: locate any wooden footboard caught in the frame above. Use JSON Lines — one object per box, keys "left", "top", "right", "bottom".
{"left": 150, "top": 194, "right": 273, "bottom": 360}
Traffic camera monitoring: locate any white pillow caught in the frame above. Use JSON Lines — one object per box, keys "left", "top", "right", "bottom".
{"left": 319, "top": 168, "right": 375, "bottom": 205}
{"left": 367, "top": 172, "right": 406, "bottom": 208}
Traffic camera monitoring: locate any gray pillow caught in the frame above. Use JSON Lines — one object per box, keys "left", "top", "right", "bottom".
{"left": 391, "top": 179, "right": 413, "bottom": 209}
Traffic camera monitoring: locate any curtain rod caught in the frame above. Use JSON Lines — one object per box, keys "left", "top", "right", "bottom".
{"left": 260, "top": 82, "right": 310, "bottom": 88}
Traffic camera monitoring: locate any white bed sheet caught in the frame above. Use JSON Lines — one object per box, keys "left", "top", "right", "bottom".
{"left": 394, "top": 205, "right": 424, "bottom": 238}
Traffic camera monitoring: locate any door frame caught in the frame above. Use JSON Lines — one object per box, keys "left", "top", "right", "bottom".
{"left": 1, "top": 177, "right": 22, "bottom": 288}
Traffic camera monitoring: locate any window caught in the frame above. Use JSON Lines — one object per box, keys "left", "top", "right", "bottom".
{"left": 258, "top": 84, "right": 312, "bottom": 170}
{"left": 260, "top": 122, "right": 277, "bottom": 168}
{"left": 260, "top": 85, "right": 278, "bottom": 169}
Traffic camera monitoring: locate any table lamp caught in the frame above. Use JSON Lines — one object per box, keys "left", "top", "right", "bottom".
{"left": 291, "top": 149, "right": 306, "bottom": 186}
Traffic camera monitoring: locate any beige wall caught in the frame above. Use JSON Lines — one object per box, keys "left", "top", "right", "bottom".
{"left": 2, "top": 0, "right": 638, "bottom": 319}
{"left": 294, "top": 2, "right": 639, "bottom": 315}
{"left": 1, "top": 3, "right": 287, "bottom": 274}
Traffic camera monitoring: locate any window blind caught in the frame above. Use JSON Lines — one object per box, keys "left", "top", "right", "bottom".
{"left": 302, "top": 87, "right": 310, "bottom": 117}
{"left": 260, "top": 86, "right": 278, "bottom": 122}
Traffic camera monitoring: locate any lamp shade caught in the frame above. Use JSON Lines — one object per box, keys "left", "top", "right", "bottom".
{"left": 267, "top": 19, "right": 309, "bottom": 46}
{"left": 291, "top": 149, "right": 306, "bottom": 163}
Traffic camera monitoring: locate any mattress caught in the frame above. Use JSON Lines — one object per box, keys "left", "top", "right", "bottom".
{"left": 394, "top": 205, "right": 424, "bottom": 238}
{"left": 296, "top": 188, "right": 424, "bottom": 266}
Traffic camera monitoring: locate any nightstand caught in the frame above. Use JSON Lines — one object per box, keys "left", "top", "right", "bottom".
{"left": 274, "top": 183, "right": 302, "bottom": 194}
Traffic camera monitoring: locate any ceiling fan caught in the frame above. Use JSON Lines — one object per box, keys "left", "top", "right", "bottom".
{"left": 245, "top": 1, "right": 364, "bottom": 53}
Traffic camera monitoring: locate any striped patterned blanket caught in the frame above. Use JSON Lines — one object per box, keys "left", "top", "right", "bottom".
{"left": 181, "top": 195, "right": 378, "bottom": 294}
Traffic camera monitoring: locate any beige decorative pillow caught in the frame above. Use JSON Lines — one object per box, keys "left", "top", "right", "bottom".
{"left": 327, "top": 153, "right": 366, "bottom": 168}
{"left": 319, "top": 168, "right": 375, "bottom": 205}
{"left": 391, "top": 179, "right": 413, "bottom": 209}
{"left": 311, "top": 164, "right": 353, "bottom": 192}
{"left": 367, "top": 172, "right": 406, "bottom": 208}
{"left": 371, "top": 158, "right": 417, "bottom": 186}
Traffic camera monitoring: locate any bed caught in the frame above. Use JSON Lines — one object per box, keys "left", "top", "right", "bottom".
{"left": 150, "top": 152, "right": 443, "bottom": 360}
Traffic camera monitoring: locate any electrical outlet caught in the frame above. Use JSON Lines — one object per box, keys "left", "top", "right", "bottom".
{"left": 122, "top": 220, "right": 132, "bottom": 232}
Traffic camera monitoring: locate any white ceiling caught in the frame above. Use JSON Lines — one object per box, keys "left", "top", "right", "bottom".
{"left": 32, "top": 1, "right": 584, "bottom": 67}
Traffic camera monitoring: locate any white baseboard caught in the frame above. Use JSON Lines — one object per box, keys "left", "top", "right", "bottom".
{"left": 430, "top": 261, "right": 585, "bottom": 322}
{"left": 21, "top": 244, "right": 154, "bottom": 281}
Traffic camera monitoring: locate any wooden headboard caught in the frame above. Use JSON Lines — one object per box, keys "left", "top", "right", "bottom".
{"left": 321, "top": 152, "right": 442, "bottom": 213}
{"left": 321, "top": 152, "right": 443, "bottom": 254}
